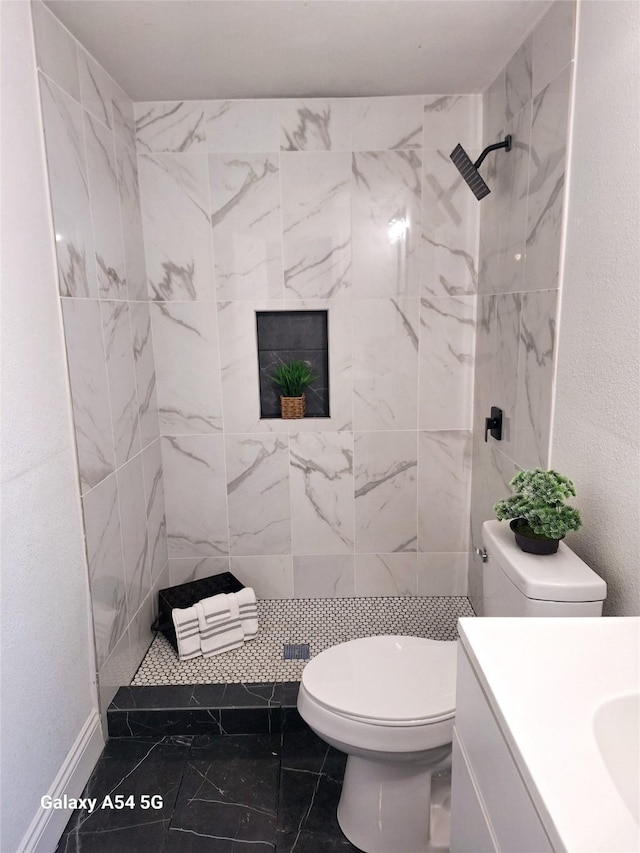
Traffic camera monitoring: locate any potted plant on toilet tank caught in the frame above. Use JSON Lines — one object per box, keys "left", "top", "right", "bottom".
{"left": 494, "top": 469, "right": 582, "bottom": 555}
{"left": 271, "top": 359, "right": 319, "bottom": 419}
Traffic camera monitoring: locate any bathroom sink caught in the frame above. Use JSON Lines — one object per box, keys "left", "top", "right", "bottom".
{"left": 457, "top": 617, "right": 640, "bottom": 853}
{"left": 594, "top": 692, "right": 640, "bottom": 823}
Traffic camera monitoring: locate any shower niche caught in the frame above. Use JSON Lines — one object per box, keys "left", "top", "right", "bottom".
{"left": 256, "top": 310, "right": 330, "bottom": 418}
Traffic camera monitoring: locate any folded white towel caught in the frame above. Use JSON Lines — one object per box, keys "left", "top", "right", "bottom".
{"left": 171, "top": 605, "right": 201, "bottom": 661}
{"left": 234, "top": 587, "right": 259, "bottom": 640}
{"left": 195, "top": 593, "right": 244, "bottom": 658}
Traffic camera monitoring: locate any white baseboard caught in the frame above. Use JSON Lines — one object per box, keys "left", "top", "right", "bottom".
{"left": 18, "top": 710, "right": 105, "bottom": 853}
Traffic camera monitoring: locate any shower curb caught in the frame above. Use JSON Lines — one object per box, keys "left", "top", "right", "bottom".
{"left": 107, "top": 681, "right": 303, "bottom": 738}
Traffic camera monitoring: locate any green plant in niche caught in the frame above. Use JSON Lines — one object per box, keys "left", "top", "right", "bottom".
{"left": 494, "top": 468, "right": 582, "bottom": 541}
{"left": 271, "top": 359, "right": 319, "bottom": 398}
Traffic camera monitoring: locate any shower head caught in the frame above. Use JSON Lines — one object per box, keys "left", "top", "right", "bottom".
{"left": 450, "top": 135, "right": 512, "bottom": 200}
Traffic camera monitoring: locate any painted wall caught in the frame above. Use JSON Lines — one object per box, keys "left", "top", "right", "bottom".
{"left": 135, "top": 95, "right": 482, "bottom": 598}
{"left": 0, "top": 3, "right": 101, "bottom": 849}
{"left": 468, "top": 1, "right": 577, "bottom": 611}
{"left": 551, "top": 0, "right": 640, "bottom": 616}
{"left": 30, "top": 1, "right": 169, "bottom": 712}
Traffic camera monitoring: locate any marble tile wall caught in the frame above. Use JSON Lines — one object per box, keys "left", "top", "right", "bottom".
{"left": 135, "top": 92, "right": 482, "bottom": 598}
{"left": 32, "top": 2, "right": 169, "bottom": 713}
{"left": 469, "top": 0, "right": 576, "bottom": 612}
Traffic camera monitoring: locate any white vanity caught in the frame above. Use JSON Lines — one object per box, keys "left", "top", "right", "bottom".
{"left": 451, "top": 617, "right": 639, "bottom": 853}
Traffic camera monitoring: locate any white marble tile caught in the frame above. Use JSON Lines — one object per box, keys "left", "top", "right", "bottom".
{"left": 129, "top": 303, "right": 160, "bottom": 450}
{"left": 354, "top": 431, "right": 417, "bottom": 553}
{"left": 31, "top": 1, "right": 79, "bottom": 100}
{"left": 417, "top": 553, "right": 469, "bottom": 595}
{"left": 483, "top": 69, "right": 507, "bottom": 145}
{"left": 209, "top": 153, "right": 283, "bottom": 300}
{"left": 138, "top": 151, "right": 214, "bottom": 300}
{"left": 115, "top": 138, "right": 147, "bottom": 300}
{"left": 61, "top": 298, "right": 115, "bottom": 493}
{"left": 217, "top": 300, "right": 275, "bottom": 435}
{"left": 225, "top": 434, "right": 291, "bottom": 556}
{"left": 78, "top": 47, "right": 113, "bottom": 130}
{"left": 128, "top": 590, "right": 156, "bottom": 674}
{"left": 100, "top": 301, "right": 141, "bottom": 467}
{"left": 423, "top": 95, "right": 482, "bottom": 152}
{"left": 355, "top": 554, "right": 418, "bottom": 596}
{"left": 39, "top": 74, "right": 97, "bottom": 297}
{"left": 473, "top": 292, "right": 519, "bottom": 452}
{"left": 206, "top": 100, "right": 279, "bottom": 153}
{"left": 116, "top": 454, "right": 150, "bottom": 622}
{"left": 469, "top": 436, "right": 517, "bottom": 553}
{"left": 353, "top": 298, "right": 419, "bottom": 430}
{"left": 418, "top": 430, "right": 472, "bottom": 553}
{"left": 135, "top": 101, "right": 207, "bottom": 153}
{"left": 161, "top": 435, "right": 229, "bottom": 558}
{"left": 419, "top": 296, "right": 475, "bottom": 430}
{"left": 514, "top": 289, "right": 557, "bottom": 469}
{"left": 98, "top": 627, "right": 134, "bottom": 715}
{"left": 169, "top": 556, "right": 231, "bottom": 587}
{"left": 532, "top": 0, "right": 575, "bottom": 97}
{"left": 82, "top": 473, "right": 126, "bottom": 668}
{"left": 351, "top": 97, "right": 423, "bottom": 151}
{"left": 492, "top": 104, "right": 532, "bottom": 294}
{"left": 293, "top": 555, "right": 355, "bottom": 598}
{"left": 151, "top": 301, "right": 223, "bottom": 434}
{"left": 490, "top": 293, "right": 521, "bottom": 459}
{"left": 141, "top": 439, "right": 168, "bottom": 585}
{"left": 351, "top": 151, "right": 422, "bottom": 298}
{"left": 290, "top": 432, "right": 354, "bottom": 555}
{"left": 421, "top": 150, "right": 479, "bottom": 298}
{"left": 112, "top": 81, "right": 136, "bottom": 149}
{"left": 84, "top": 113, "right": 127, "bottom": 298}
{"left": 280, "top": 99, "right": 351, "bottom": 151}
{"left": 229, "top": 555, "right": 293, "bottom": 598}
{"left": 525, "top": 65, "right": 571, "bottom": 292}
{"left": 280, "top": 151, "right": 351, "bottom": 299}
{"left": 505, "top": 36, "right": 533, "bottom": 122}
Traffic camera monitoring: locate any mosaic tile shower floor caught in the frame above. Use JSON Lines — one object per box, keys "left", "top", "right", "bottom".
{"left": 133, "top": 596, "right": 475, "bottom": 686}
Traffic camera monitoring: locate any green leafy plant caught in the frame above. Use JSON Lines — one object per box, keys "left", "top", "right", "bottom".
{"left": 494, "top": 469, "right": 582, "bottom": 540}
{"left": 271, "top": 360, "right": 319, "bottom": 398}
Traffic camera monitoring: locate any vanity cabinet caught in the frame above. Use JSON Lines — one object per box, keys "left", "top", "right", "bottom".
{"left": 450, "top": 643, "right": 554, "bottom": 853}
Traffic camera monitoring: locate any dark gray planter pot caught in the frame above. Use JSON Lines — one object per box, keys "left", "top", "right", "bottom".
{"left": 510, "top": 519, "right": 563, "bottom": 555}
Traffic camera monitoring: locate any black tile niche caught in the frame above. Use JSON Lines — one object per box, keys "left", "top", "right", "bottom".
{"left": 256, "top": 310, "right": 329, "bottom": 418}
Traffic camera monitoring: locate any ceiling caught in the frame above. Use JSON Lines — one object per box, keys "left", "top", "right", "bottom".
{"left": 45, "top": 0, "right": 552, "bottom": 101}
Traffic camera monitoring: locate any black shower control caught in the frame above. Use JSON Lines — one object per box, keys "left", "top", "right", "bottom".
{"left": 484, "top": 406, "right": 503, "bottom": 442}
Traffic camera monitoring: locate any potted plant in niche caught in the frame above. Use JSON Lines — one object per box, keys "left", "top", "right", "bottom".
{"left": 493, "top": 468, "right": 582, "bottom": 555}
{"left": 271, "top": 359, "right": 319, "bottom": 419}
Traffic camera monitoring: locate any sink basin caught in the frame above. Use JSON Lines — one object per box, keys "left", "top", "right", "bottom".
{"left": 594, "top": 692, "right": 640, "bottom": 823}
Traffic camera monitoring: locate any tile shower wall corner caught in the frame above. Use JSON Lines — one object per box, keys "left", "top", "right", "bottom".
{"left": 136, "top": 94, "right": 481, "bottom": 599}
{"left": 469, "top": 0, "right": 576, "bottom": 612}
{"left": 32, "top": 0, "right": 168, "bottom": 713}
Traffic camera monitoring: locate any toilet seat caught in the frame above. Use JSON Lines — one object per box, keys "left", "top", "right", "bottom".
{"left": 301, "top": 635, "right": 457, "bottom": 726}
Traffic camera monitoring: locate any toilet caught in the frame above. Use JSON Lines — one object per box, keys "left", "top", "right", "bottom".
{"left": 297, "top": 519, "right": 607, "bottom": 853}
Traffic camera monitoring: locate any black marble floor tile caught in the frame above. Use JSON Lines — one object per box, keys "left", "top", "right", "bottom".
{"left": 165, "top": 734, "right": 280, "bottom": 852}
{"left": 276, "top": 830, "right": 361, "bottom": 852}
{"left": 108, "top": 709, "right": 224, "bottom": 738}
{"left": 56, "top": 736, "right": 192, "bottom": 852}
{"left": 278, "top": 729, "right": 352, "bottom": 847}
{"left": 111, "top": 685, "right": 198, "bottom": 709}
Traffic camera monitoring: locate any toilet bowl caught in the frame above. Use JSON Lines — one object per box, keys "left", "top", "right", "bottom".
{"left": 297, "top": 635, "right": 457, "bottom": 853}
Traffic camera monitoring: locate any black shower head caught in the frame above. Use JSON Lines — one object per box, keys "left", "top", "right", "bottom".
{"left": 450, "top": 135, "right": 512, "bottom": 200}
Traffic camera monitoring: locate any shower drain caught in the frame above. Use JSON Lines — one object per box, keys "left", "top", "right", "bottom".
{"left": 283, "top": 643, "right": 310, "bottom": 661}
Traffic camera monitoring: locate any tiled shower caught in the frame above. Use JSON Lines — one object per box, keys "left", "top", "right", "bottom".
{"left": 31, "top": 0, "right": 575, "bottom": 712}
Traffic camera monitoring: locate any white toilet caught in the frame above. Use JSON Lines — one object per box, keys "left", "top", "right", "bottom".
{"left": 297, "top": 519, "right": 607, "bottom": 853}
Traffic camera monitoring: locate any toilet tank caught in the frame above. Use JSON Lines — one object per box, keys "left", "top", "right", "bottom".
{"left": 481, "top": 520, "right": 607, "bottom": 617}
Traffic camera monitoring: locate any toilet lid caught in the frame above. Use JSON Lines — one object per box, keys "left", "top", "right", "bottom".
{"left": 301, "top": 636, "right": 457, "bottom": 724}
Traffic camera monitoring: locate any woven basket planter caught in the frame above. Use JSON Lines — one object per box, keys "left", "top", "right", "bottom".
{"left": 280, "top": 394, "right": 306, "bottom": 419}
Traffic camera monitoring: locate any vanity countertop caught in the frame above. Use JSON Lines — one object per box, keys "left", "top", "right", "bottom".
{"left": 458, "top": 616, "right": 640, "bottom": 853}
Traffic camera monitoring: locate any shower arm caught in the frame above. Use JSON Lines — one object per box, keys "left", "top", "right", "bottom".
{"left": 474, "top": 135, "right": 512, "bottom": 170}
